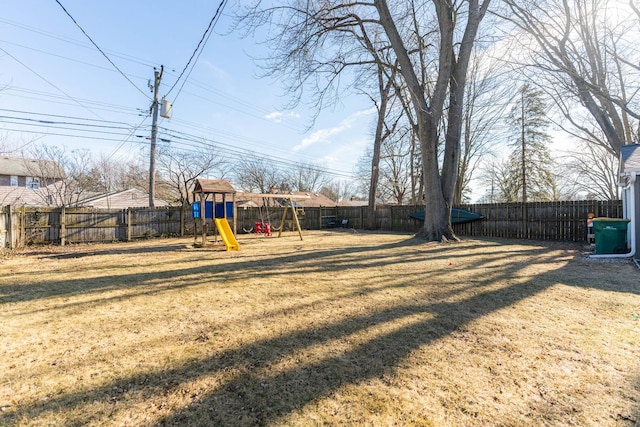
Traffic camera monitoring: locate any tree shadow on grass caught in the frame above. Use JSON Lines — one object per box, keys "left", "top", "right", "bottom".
{"left": 2, "top": 276, "right": 549, "bottom": 425}
{"left": 1, "top": 236, "right": 512, "bottom": 306}
{"left": 2, "top": 238, "right": 638, "bottom": 426}
{"left": 22, "top": 242, "right": 192, "bottom": 259}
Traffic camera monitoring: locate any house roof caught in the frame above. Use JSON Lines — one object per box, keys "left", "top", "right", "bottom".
{"left": 0, "top": 156, "right": 66, "bottom": 179}
{"left": 193, "top": 179, "right": 236, "bottom": 194}
{"left": 338, "top": 199, "right": 368, "bottom": 207}
{"left": 621, "top": 144, "right": 640, "bottom": 173}
{"left": 286, "top": 191, "right": 337, "bottom": 207}
{"left": 0, "top": 186, "right": 169, "bottom": 208}
{"left": 338, "top": 198, "right": 386, "bottom": 207}
{"left": 235, "top": 191, "right": 337, "bottom": 208}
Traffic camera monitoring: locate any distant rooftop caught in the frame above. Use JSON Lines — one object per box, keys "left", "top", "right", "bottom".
{"left": 0, "top": 156, "right": 66, "bottom": 179}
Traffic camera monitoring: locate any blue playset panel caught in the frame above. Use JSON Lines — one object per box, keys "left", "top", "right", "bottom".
{"left": 192, "top": 201, "right": 234, "bottom": 219}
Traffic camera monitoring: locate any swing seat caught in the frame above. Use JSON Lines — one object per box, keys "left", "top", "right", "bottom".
{"left": 254, "top": 221, "right": 272, "bottom": 236}
{"left": 324, "top": 216, "right": 337, "bottom": 227}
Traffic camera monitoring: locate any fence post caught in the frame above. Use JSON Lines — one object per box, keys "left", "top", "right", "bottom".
{"left": 60, "top": 206, "right": 66, "bottom": 246}
{"left": 127, "top": 208, "right": 132, "bottom": 241}
{"left": 5, "top": 205, "right": 12, "bottom": 249}
{"left": 522, "top": 203, "right": 528, "bottom": 239}
{"left": 20, "top": 206, "right": 25, "bottom": 248}
{"left": 180, "top": 205, "right": 185, "bottom": 237}
{"left": 0, "top": 207, "right": 4, "bottom": 249}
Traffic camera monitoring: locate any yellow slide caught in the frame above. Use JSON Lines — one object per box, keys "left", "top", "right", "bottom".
{"left": 214, "top": 218, "right": 240, "bottom": 251}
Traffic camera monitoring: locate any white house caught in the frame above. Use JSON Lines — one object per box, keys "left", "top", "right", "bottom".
{"left": 619, "top": 144, "right": 640, "bottom": 260}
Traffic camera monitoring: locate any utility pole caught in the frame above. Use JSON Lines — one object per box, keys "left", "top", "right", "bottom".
{"left": 149, "top": 65, "right": 163, "bottom": 208}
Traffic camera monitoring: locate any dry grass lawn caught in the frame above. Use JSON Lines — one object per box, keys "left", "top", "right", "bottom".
{"left": 1, "top": 230, "right": 639, "bottom": 426}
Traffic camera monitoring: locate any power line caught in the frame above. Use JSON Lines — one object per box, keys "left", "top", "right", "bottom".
{"left": 105, "top": 115, "right": 150, "bottom": 161}
{"left": 2, "top": 33, "right": 303, "bottom": 132}
{"left": 0, "top": 39, "right": 150, "bottom": 84}
{"left": 0, "top": 115, "right": 140, "bottom": 132}
{"left": 0, "top": 108, "right": 142, "bottom": 125}
{"left": 0, "top": 46, "right": 104, "bottom": 119}
{"left": 0, "top": 127, "right": 142, "bottom": 143}
{"left": 2, "top": 120, "right": 355, "bottom": 179}
{"left": 0, "top": 109, "right": 356, "bottom": 178}
{"left": 0, "top": 120, "right": 352, "bottom": 177}
{"left": 166, "top": 0, "right": 228, "bottom": 104}
{"left": 0, "top": 107, "right": 332, "bottom": 170}
{"left": 0, "top": 108, "right": 293, "bottom": 157}
{"left": 176, "top": 87, "right": 304, "bottom": 132}
{"left": 53, "top": 0, "right": 151, "bottom": 100}
{"left": 0, "top": 118, "right": 146, "bottom": 138}
{"left": 0, "top": 16, "right": 156, "bottom": 68}
{"left": 3, "top": 88, "right": 143, "bottom": 116}
{"left": 155, "top": 127, "right": 355, "bottom": 179}
{"left": 158, "top": 121, "right": 323, "bottom": 164}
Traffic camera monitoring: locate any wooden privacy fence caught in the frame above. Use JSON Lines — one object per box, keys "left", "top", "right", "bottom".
{"left": 451, "top": 200, "right": 623, "bottom": 241}
{"left": 277, "top": 200, "right": 622, "bottom": 242}
{"left": 0, "top": 200, "right": 623, "bottom": 248}
{"left": 1, "top": 206, "right": 191, "bottom": 249}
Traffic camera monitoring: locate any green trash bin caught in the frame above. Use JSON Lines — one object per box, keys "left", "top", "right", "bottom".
{"left": 592, "top": 218, "right": 630, "bottom": 254}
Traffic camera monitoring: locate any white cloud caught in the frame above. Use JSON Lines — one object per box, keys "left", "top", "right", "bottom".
{"left": 293, "top": 107, "right": 376, "bottom": 152}
{"left": 264, "top": 111, "right": 301, "bottom": 123}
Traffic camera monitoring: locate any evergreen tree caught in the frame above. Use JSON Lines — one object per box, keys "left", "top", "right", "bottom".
{"left": 506, "top": 84, "right": 556, "bottom": 202}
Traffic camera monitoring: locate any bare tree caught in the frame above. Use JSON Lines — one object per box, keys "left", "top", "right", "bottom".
{"left": 393, "top": 85, "right": 423, "bottom": 205}
{"left": 319, "top": 179, "right": 358, "bottom": 203}
{"left": 157, "top": 146, "right": 223, "bottom": 205}
{"left": 375, "top": 0, "right": 492, "bottom": 239}
{"left": 478, "top": 157, "right": 519, "bottom": 203}
{"left": 237, "top": 1, "right": 404, "bottom": 229}
{"left": 362, "top": 63, "right": 401, "bottom": 227}
{"left": 237, "top": 0, "right": 491, "bottom": 240}
{"left": 357, "top": 124, "right": 413, "bottom": 205}
{"left": 454, "top": 50, "right": 510, "bottom": 204}
{"left": 380, "top": 127, "right": 413, "bottom": 204}
{"left": 500, "top": 0, "right": 640, "bottom": 155}
{"left": 234, "top": 157, "right": 286, "bottom": 194}
{"left": 287, "top": 162, "right": 332, "bottom": 193}
{"left": 23, "top": 145, "right": 92, "bottom": 207}
{"left": 562, "top": 141, "right": 620, "bottom": 200}
{"left": 82, "top": 155, "right": 149, "bottom": 194}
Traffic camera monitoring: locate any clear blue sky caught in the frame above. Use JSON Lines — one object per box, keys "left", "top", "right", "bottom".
{"left": 0, "top": 1, "right": 374, "bottom": 181}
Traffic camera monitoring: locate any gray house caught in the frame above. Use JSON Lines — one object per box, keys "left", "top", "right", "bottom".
{"left": 619, "top": 144, "right": 640, "bottom": 260}
{"left": 0, "top": 156, "right": 67, "bottom": 207}
{"left": 0, "top": 157, "right": 172, "bottom": 209}
{"left": 0, "top": 156, "right": 65, "bottom": 189}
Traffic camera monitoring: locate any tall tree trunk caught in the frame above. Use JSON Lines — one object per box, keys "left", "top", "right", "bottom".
{"left": 376, "top": 0, "right": 489, "bottom": 241}
{"left": 409, "top": 129, "right": 418, "bottom": 205}
{"left": 375, "top": 0, "right": 450, "bottom": 241}
{"left": 367, "top": 64, "right": 395, "bottom": 229}
{"left": 420, "top": 112, "right": 451, "bottom": 240}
